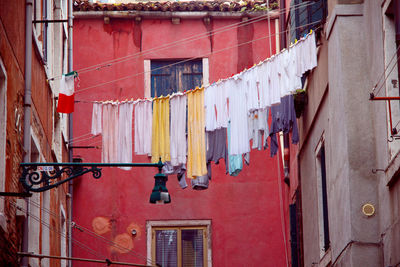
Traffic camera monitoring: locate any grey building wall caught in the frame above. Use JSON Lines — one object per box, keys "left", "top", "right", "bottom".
{"left": 297, "top": 0, "right": 400, "bottom": 266}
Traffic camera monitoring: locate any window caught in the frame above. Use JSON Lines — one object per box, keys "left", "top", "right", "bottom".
{"left": 150, "top": 59, "right": 203, "bottom": 97}
{"left": 289, "top": 0, "right": 327, "bottom": 43}
{"left": 289, "top": 190, "right": 303, "bottom": 267}
{"left": 315, "top": 141, "right": 330, "bottom": 257}
{"left": 147, "top": 220, "right": 211, "bottom": 267}
{"left": 0, "top": 58, "right": 6, "bottom": 231}
{"left": 383, "top": 0, "right": 400, "bottom": 160}
{"left": 33, "top": 0, "right": 49, "bottom": 64}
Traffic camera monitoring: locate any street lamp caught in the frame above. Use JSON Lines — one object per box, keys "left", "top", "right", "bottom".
{"left": 19, "top": 159, "right": 170, "bottom": 204}
{"left": 149, "top": 172, "right": 170, "bottom": 204}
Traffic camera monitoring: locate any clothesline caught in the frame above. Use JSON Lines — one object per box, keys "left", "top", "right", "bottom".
{"left": 49, "top": 1, "right": 316, "bottom": 82}
{"left": 76, "top": 29, "right": 316, "bottom": 105}
{"left": 84, "top": 30, "right": 317, "bottom": 190}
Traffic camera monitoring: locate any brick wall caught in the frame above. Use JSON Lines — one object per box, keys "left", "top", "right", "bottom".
{"left": 0, "top": 0, "right": 70, "bottom": 265}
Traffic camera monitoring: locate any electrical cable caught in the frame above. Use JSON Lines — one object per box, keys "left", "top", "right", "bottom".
{"left": 49, "top": 0, "right": 315, "bottom": 81}
{"left": 372, "top": 44, "right": 400, "bottom": 95}
{"left": 1, "top": 196, "right": 107, "bottom": 260}
{"left": 76, "top": 20, "right": 322, "bottom": 94}
{"left": 26, "top": 197, "right": 155, "bottom": 265}
{"left": 373, "top": 51, "right": 400, "bottom": 97}
{"left": 67, "top": 21, "right": 323, "bottom": 146}
{"left": 72, "top": 1, "right": 314, "bottom": 75}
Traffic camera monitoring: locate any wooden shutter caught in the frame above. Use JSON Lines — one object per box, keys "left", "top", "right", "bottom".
{"left": 151, "top": 60, "right": 203, "bottom": 97}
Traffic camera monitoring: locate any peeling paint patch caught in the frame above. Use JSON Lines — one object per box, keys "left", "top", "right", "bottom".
{"left": 111, "top": 233, "right": 133, "bottom": 253}
{"left": 92, "top": 216, "right": 111, "bottom": 235}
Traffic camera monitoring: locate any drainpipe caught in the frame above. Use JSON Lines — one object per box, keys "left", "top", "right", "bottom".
{"left": 67, "top": 0, "right": 74, "bottom": 266}
{"left": 21, "top": 0, "right": 33, "bottom": 266}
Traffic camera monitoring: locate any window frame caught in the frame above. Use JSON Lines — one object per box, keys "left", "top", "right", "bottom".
{"left": 314, "top": 136, "right": 330, "bottom": 259}
{"left": 147, "top": 220, "right": 212, "bottom": 267}
{"left": 144, "top": 58, "right": 209, "bottom": 98}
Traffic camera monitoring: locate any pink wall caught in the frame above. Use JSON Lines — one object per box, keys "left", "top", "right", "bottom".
{"left": 73, "top": 16, "right": 286, "bottom": 266}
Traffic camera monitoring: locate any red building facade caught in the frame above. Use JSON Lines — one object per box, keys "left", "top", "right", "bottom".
{"left": 72, "top": 1, "right": 289, "bottom": 266}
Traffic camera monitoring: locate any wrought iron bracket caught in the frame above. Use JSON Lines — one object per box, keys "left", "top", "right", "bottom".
{"left": 20, "top": 160, "right": 163, "bottom": 193}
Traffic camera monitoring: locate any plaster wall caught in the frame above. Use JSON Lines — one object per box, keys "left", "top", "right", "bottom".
{"left": 72, "top": 15, "right": 286, "bottom": 267}
{"left": 299, "top": 1, "right": 387, "bottom": 266}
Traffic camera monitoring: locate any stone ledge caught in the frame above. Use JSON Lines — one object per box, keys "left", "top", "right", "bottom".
{"left": 326, "top": 3, "right": 364, "bottom": 40}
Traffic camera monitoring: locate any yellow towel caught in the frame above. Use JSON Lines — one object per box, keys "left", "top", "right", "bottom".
{"left": 151, "top": 96, "right": 170, "bottom": 163}
{"left": 187, "top": 87, "right": 207, "bottom": 178}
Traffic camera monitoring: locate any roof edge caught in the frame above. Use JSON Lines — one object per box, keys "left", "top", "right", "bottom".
{"left": 73, "top": 10, "right": 279, "bottom": 19}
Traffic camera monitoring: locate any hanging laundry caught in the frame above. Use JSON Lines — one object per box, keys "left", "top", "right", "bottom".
{"left": 162, "top": 161, "right": 188, "bottom": 189}
{"left": 228, "top": 77, "right": 250, "bottom": 156}
{"left": 151, "top": 96, "right": 170, "bottom": 163}
{"left": 187, "top": 87, "right": 207, "bottom": 178}
{"left": 117, "top": 102, "right": 134, "bottom": 170}
{"left": 295, "top": 31, "right": 318, "bottom": 77}
{"left": 57, "top": 73, "right": 75, "bottom": 113}
{"left": 134, "top": 99, "right": 152, "bottom": 155}
{"left": 170, "top": 93, "right": 187, "bottom": 166}
{"left": 215, "top": 82, "right": 229, "bottom": 129}
{"left": 191, "top": 173, "right": 210, "bottom": 190}
{"left": 244, "top": 66, "right": 260, "bottom": 112}
{"left": 206, "top": 128, "right": 228, "bottom": 173}
{"left": 269, "top": 95, "right": 299, "bottom": 157}
{"left": 227, "top": 121, "right": 243, "bottom": 176}
{"left": 248, "top": 108, "right": 269, "bottom": 151}
{"left": 191, "top": 128, "right": 229, "bottom": 190}
{"left": 205, "top": 84, "right": 218, "bottom": 131}
{"left": 258, "top": 61, "right": 272, "bottom": 109}
{"left": 102, "top": 102, "right": 119, "bottom": 163}
{"left": 91, "top": 102, "right": 102, "bottom": 135}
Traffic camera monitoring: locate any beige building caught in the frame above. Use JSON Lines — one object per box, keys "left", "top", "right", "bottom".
{"left": 289, "top": 0, "right": 400, "bottom": 266}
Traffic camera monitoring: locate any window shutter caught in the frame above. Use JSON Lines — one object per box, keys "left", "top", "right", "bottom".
{"left": 155, "top": 230, "right": 178, "bottom": 267}
{"left": 151, "top": 60, "right": 203, "bottom": 97}
{"left": 181, "top": 229, "right": 204, "bottom": 267}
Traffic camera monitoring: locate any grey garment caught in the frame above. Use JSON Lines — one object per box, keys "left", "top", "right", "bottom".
{"left": 192, "top": 128, "right": 229, "bottom": 190}
{"left": 191, "top": 173, "right": 209, "bottom": 190}
{"left": 162, "top": 161, "right": 187, "bottom": 189}
{"left": 206, "top": 128, "right": 229, "bottom": 174}
{"left": 269, "top": 95, "right": 299, "bottom": 157}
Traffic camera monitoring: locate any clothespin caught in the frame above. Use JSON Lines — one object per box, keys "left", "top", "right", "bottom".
{"left": 310, "top": 29, "right": 313, "bottom": 34}
{"left": 295, "top": 38, "right": 298, "bottom": 44}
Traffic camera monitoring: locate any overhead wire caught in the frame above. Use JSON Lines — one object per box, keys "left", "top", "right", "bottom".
{"left": 59, "top": 1, "right": 319, "bottom": 144}
{"left": 2, "top": 196, "right": 106, "bottom": 260}
{"left": 372, "top": 44, "right": 400, "bottom": 95}
{"left": 26, "top": 197, "right": 155, "bottom": 265}
{"left": 373, "top": 51, "right": 400, "bottom": 97}
{"left": 74, "top": 1, "right": 313, "bottom": 74}
{"left": 68, "top": 21, "right": 323, "bottom": 146}
{"left": 76, "top": 19, "right": 322, "bottom": 94}
{"left": 49, "top": 0, "right": 315, "bottom": 82}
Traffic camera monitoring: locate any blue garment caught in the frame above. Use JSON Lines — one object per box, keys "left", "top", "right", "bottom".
{"left": 228, "top": 121, "right": 243, "bottom": 176}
